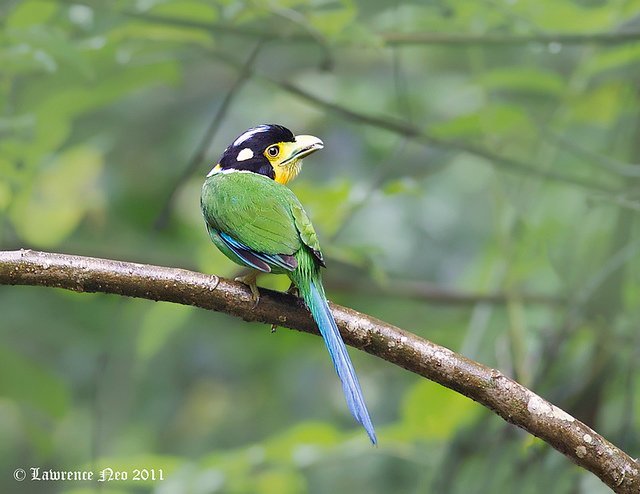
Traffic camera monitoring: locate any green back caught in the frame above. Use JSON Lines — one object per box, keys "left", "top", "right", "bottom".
{"left": 201, "top": 171, "right": 321, "bottom": 259}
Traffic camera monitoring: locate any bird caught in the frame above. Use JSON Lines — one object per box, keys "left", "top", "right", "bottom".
{"left": 200, "top": 124, "right": 376, "bottom": 444}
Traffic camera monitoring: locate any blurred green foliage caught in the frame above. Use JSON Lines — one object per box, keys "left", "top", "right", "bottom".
{"left": 1, "top": 0, "right": 639, "bottom": 492}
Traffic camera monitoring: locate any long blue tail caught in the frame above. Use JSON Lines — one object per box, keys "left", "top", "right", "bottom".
{"left": 303, "top": 279, "right": 377, "bottom": 445}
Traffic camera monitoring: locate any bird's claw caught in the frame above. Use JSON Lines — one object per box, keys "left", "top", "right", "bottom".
{"left": 235, "top": 272, "right": 260, "bottom": 308}
{"left": 286, "top": 282, "right": 299, "bottom": 297}
{"left": 286, "top": 282, "right": 306, "bottom": 308}
{"left": 249, "top": 286, "right": 260, "bottom": 309}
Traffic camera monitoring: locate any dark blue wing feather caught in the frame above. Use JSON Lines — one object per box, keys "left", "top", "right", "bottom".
{"left": 218, "top": 231, "right": 298, "bottom": 272}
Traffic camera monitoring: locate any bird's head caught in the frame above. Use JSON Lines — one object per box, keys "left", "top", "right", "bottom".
{"left": 208, "top": 124, "right": 324, "bottom": 185}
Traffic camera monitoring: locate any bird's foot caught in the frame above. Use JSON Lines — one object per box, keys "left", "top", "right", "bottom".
{"left": 286, "top": 282, "right": 299, "bottom": 298}
{"left": 235, "top": 272, "right": 260, "bottom": 308}
{"left": 286, "top": 282, "right": 306, "bottom": 308}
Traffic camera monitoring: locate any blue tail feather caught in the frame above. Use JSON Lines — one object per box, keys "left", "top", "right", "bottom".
{"left": 305, "top": 280, "right": 377, "bottom": 445}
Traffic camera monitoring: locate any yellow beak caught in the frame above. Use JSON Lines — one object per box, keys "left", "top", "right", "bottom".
{"left": 281, "top": 135, "right": 324, "bottom": 165}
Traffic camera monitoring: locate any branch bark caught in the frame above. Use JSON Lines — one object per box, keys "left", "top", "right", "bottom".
{"left": 0, "top": 249, "right": 638, "bottom": 492}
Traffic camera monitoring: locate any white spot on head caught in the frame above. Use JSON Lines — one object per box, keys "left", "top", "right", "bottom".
{"left": 236, "top": 148, "right": 254, "bottom": 161}
{"left": 233, "top": 125, "right": 270, "bottom": 147}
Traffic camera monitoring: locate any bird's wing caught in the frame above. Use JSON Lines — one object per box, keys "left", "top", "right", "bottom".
{"left": 291, "top": 201, "right": 325, "bottom": 267}
{"left": 217, "top": 231, "right": 297, "bottom": 272}
{"left": 202, "top": 172, "right": 305, "bottom": 271}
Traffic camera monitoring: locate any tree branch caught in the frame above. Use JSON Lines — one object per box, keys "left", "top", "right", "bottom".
{"left": 0, "top": 249, "right": 637, "bottom": 492}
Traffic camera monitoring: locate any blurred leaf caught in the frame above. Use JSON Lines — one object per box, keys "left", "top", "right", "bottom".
{"left": 568, "top": 83, "right": 625, "bottom": 125}
{"left": 264, "top": 422, "right": 341, "bottom": 460}
{"left": 172, "top": 379, "right": 232, "bottom": 438}
{"left": 27, "top": 114, "right": 72, "bottom": 162}
{"left": 382, "top": 177, "right": 420, "bottom": 196}
{"left": 137, "top": 303, "right": 193, "bottom": 363}
{"left": 255, "top": 467, "right": 307, "bottom": 494}
{"left": 27, "top": 60, "right": 181, "bottom": 117}
{"left": 0, "top": 114, "right": 35, "bottom": 135}
{"left": 10, "top": 145, "right": 103, "bottom": 247}
{"left": 8, "top": 60, "right": 180, "bottom": 167}
{"left": 292, "top": 180, "right": 350, "bottom": 237}
{"left": 0, "top": 180, "right": 11, "bottom": 211}
{"left": 0, "top": 347, "right": 70, "bottom": 418}
{"left": 6, "top": 1, "right": 58, "bottom": 28}
{"left": 580, "top": 43, "right": 640, "bottom": 78}
{"left": 7, "top": 25, "right": 92, "bottom": 77}
{"left": 151, "top": 1, "right": 218, "bottom": 22}
{"left": 480, "top": 67, "right": 565, "bottom": 96}
{"left": 0, "top": 34, "right": 57, "bottom": 75}
{"left": 345, "top": 21, "right": 385, "bottom": 48}
{"left": 0, "top": 400, "right": 23, "bottom": 466}
{"left": 431, "top": 104, "right": 532, "bottom": 139}
{"left": 109, "top": 20, "right": 213, "bottom": 44}
{"left": 400, "top": 380, "right": 476, "bottom": 440}
{"left": 511, "top": 2, "right": 614, "bottom": 31}
{"left": 309, "top": 3, "right": 356, "bottom": 38}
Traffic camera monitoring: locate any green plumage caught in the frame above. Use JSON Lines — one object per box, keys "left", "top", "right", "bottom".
{"left": 201, "top": 171, "right": 322, "bottom": 275}
{"left": 201, "top": 168, "right": 376, "bottom": 444}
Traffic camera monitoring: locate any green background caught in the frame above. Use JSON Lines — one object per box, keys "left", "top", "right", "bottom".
{"left": 1, "top": 0, "right": 639, "bottom": 492}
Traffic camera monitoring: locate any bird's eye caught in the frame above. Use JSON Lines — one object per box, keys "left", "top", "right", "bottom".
{"left": 267, "top": 145, "right": 280, "bottom": 158}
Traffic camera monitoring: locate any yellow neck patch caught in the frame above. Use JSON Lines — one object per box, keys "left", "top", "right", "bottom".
{"left": 274, "top": 160, "right": 302, "bottom": 185}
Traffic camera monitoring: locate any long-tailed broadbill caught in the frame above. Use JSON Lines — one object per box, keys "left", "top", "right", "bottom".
{"left": 200, "top": 124, "right": 376, "bottom": 444}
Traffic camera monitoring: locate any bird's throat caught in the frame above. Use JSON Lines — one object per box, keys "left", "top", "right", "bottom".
{"left": 274, "top": 160, "right": 302, "bottom": 185}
